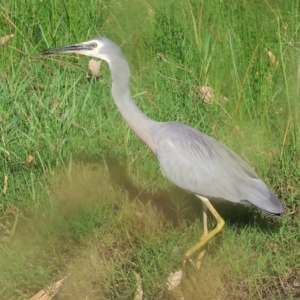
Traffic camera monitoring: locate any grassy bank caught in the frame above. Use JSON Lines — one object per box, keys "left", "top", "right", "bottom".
{"left": 0, "top": 0, "right": 299, "bottom": 299}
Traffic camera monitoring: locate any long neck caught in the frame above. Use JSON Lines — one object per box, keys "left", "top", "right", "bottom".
{"left": 107, "top": 55, "right": 158, "bottom": 152}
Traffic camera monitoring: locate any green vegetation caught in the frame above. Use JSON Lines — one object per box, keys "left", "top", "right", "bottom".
{"left": 0, "top": 0, "right": 299, "bottom": 299}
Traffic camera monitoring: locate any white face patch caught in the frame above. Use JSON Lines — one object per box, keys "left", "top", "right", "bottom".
{"left": 81, "top": 39, "right": 111, "bottom": 64}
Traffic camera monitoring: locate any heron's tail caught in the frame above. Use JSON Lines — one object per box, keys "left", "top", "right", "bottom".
{"left": 238, "top": 178, "right": 284, "bottom": 215}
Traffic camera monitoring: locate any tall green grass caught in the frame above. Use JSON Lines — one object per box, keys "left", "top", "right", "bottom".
{"left": 0, "top": 0, "right": 299, "bottom": 299}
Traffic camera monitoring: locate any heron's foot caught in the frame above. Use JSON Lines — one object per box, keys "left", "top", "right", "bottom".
{"left": 183, "top": 197, "right": 225, "bottom": 272}
{"left": 183, "top": 218, "right": 224, "bottom": 266}
{"left": 183, "top": 246, "right": 206, "bottom": 271}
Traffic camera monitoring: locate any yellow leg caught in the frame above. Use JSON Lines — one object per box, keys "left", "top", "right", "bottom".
{"left": 184, "top": 195, "right": 225, "bottom": 269}
{"left": 195, "top": 203, "right": 208, "bottom": 269}
{"left": 202, "top": 202, "right": 208, "bottom": 236}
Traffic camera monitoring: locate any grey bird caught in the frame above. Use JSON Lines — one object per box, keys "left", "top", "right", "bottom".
{"left": 43, "top": 37, "right": 284, "bottom": 269}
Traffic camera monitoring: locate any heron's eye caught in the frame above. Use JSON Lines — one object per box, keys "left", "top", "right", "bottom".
{"left": 90, "top": 42, "right": 97, "bottom": 48}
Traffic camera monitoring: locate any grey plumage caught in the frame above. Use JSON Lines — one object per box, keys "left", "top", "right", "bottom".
{"left": 155, "top": 121, "right": 283, "bottom": 215}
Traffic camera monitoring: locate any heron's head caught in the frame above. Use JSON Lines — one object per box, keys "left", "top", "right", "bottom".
{"left": 42, "top": 37, "right": 125, "bottom": 64}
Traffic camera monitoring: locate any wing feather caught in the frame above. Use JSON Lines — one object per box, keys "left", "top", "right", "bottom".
{"left": 155, "top": 122, "right": 257, "bottom": 202}
{"left": 154, "top": 122, "right": 283, "bottom": 214}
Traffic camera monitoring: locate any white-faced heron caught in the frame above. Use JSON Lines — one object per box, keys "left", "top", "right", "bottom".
{"left": 43, "top": 37, "right": 284, "bottom": 269}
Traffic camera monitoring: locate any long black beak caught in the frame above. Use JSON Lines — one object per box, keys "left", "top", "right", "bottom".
{"left": 42, "top": 43, "right": 92, "bottom": 55}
